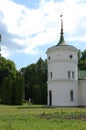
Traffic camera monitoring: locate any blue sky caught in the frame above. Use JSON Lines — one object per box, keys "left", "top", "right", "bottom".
{"left": 0, "top": 0, "right": 86, "bottom": 69}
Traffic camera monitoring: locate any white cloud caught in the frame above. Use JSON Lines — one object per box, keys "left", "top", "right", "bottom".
{"left": 1, "top": 45, "right": 11, "bottom": 57}
{"left": 0, "top": 0, "right": 86, "bottom": 57}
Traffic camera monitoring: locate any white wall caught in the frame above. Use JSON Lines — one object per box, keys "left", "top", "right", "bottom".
{"left": 48, "top": 80, "right": 79, "bottom": 106}
{"left": 48, "top": 62, "right": 78, "bottom": 81}
{"left": 79, "top": 80, "right": 86, "bottom": 106}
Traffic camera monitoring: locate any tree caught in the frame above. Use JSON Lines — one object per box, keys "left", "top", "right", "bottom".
{"left": 20, "top": 64, "right": 36, "bottom": 101}
{"left": 1, "top": 76, "right": 12, "bottom": 104}
{"left": 78, "top": 49, "right": 86, "bottom": 70}
{"left": 12, "top": 74, "right": 24, "bottom": 105}
{"left": 81, "top": 50, "right": 86, "bottom": 60}
{"left": 0, "top": 56, "right": 17, "bottom": 97}
{"left": 20, "top": 57, "right": 48, "bottom": 104}
{"left": 0, "top": 56, "right": 25, "bottom": 105}
{"left": 41, "top": 83, "right": 47, "bottom": 105}
{"left": 33, "top": 84, "right": 41, "bottom": 104}
{"left": 36, "top": 58, "right": 47, "bottom": 103}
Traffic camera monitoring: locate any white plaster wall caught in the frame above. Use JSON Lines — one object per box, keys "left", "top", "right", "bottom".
{"left": 48, "top": 81, "right": 79, "bottom": 106}
{"left": 48, "top": 62, "right": 78, "bottom": 80}
{"left": 47, "top": 45, "right": 78, "bottom": 62}
{"left": 79, "top": 80, "right": 86, "bottom": 106}
{"left": 47, "top": 51, "right": 77, "bottom": 62}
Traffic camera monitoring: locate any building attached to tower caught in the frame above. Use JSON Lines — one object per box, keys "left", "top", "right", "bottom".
{"left": 46, "top": 16, "right": 86, "bottom": 106}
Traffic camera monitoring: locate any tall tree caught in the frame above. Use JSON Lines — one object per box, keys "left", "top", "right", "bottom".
{"left": 0, "top": 56, "right": 25, "bottom": 105}
{"left": 12, "top": 74, "right": 24, "bottom": 105}
{"left": 78, "top": 49, "right": 86, "bottom": 70}
{"left": 35, "top": 58, "right": 47, "bottom": 104}
{"left": 21, "top": 64, "right": 36, "bottom": 101}
{"left": 33, "top": 84, "right": 41, "bottom": 104}
{"left": 0, "top": 56, "right": 17, "bottom": 96}
{"left": 20, "top": 57, "right": 47, "bottom": 104}
{"left": 1, "top": 76, "right": 12, "bottom": 104}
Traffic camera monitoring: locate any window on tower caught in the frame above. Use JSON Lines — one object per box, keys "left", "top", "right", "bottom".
{"left": 48, "top": 56, "right": 51, "bottom": 60}
{"left": 70, "top": 90, "right": 74, "bottom": 101}
{"left": 72, "top": 71, "right": 74, "bottom": 79}
{"left": 68, "top": 71, "right": 71, "bottom": 79}
{"left": 69, "top": 55, "right": 73, "bottom": 59}
{"left": 50, "top": 72, "right": 52, "bottom": 79}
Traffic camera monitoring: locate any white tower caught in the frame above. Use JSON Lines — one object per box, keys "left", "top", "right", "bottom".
{"left": 46, "top": 15, "right": 79, "bottom": 106}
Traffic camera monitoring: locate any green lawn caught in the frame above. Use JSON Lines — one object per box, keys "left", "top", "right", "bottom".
{"left": 0, "top": 104, "right": 86, "bottom": 130}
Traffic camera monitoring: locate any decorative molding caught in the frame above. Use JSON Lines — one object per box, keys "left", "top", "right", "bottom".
{"left": 47, "top": 45, "right": 77, "bottom": 54}
{"left": 47, "top": 79, "right": 78, "bottom": 83}
{"left": 48, "top": 59, "right": 78, "bottom": 64}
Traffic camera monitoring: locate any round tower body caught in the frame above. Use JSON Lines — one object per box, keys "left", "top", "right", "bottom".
{"left": 47, "top": 45, "right": 79, "bottom": 106}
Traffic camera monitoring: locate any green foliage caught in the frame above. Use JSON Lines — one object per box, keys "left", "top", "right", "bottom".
{"left": 78, "top": 49, "right": 86, "bottom": 70}
{"left": 13, "top": 75, "right": 24, "bottom": 105}
{"left": 1, "top": 76, "right": 12, "bottom": 104}
{"left": 0, "top": 56, "right": 24, "bottom": 105}
{"left": 79, "top": 60, "right": 86, "bottom": 70}
{"left": 0, "top": 57, "right": 17, "bottom": 79}
{"left": 0, "top": 56, "right": 17, "bottom": 98}
{"left": 1, "top": 74, "right": 24, "bottom": 105}
{"left": 20, "top": 57, "right": 47, "bottom": 104}
{"left": 41, "top": 83, "right": 47, "bottom": 104}
{"left": 33, "top": 84, "right": 41, "bottom": 104}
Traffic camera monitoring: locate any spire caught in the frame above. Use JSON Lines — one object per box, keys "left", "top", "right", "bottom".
{"left": 0, "top": 34, "right": 1, "bottom": 57}
{"left": 60, "top": 14, "right": 64, "bottom": 37}
{"left": 57, "top": 14, "right": 67, "bottom": 46}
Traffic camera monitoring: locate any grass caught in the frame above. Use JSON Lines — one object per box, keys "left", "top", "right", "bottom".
{"left": 0, "top": 104, "right": 86, "bottom": 130}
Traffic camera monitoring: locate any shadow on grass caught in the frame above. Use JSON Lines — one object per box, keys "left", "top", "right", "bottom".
{"left": 17, "top": 105, "right": 56, "bottom": 109}
{"left": 17, "top": 105, "right": 86, "bottom": 110}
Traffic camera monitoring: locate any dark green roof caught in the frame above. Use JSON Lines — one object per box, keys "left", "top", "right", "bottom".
{"left": 56, "top": 35, "right": 67, "bottom": 46}
{"left": 78, "top": 70, "right": 86, "bottom": 80}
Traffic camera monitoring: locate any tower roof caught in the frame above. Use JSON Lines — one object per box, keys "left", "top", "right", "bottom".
{"left": 56, "top": 14, "right": 67, "bottom": 46}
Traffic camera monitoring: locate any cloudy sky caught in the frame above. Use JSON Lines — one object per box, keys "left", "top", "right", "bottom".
{"left": 0, "top": 0, "right": 86, "bottom": 69}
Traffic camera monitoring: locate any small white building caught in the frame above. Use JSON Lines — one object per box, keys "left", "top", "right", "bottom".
{"left": 46, "top": 16, "right": 86, "bottom": 106}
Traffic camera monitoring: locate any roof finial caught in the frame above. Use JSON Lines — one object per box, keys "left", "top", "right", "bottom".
{"left": 56, "top": 13, "right": 67, "bottom": 46}
{"left": 60, "top": 13, "right": 64, "bottom": 36}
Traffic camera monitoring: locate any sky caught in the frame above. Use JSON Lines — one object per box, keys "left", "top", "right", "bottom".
{"left": 0, "top": 0, "right": 86, "bottom": 69}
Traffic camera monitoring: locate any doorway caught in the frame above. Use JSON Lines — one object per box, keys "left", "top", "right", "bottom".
{"left": 49, "top": 90, "right": 52, "bottom": 106}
